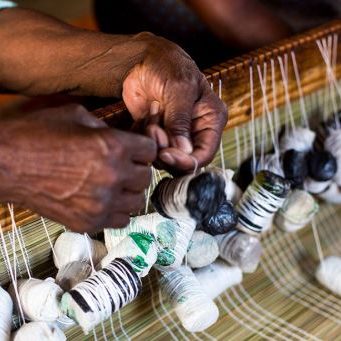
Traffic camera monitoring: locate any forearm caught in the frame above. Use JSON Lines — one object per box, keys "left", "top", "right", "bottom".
{"left": 184, "top": 0, "right": 291, "bottom": 48}
{"left": 0, "top": 8, "right": 150, "bottom": 97}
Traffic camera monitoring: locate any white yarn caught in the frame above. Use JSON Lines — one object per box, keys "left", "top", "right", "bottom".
{"left": 53, "top": 232, "right": 107, "bottom": 269}
{"left": 61, "top": 258, "right": 141, "bottom": 334}
{"left": 259, "top": 154, "right": 284, "bottom": 177}
{"left": 0, "top": 286, "right": 13, "bottom": 341}
{"left": 304, "top": 177, "right": 331, "bottom": 194}
{"left": 56, "top": 261, "right": 93, "bottom": 291}
{"left": 186, "top": 231, "right": 219, "bottom": 268}
{"left": 275, "top": 190, "right": 319, "bottom": 232}
{"left": 279, "top": 127, "right": 316, "bottom": 153}
{"left": 318, "top": 182, "right": 341, "bottom": 204}
{"left": 236, "top": 174, "right": 288, "bottom": 235}
{"left": 194, "top": 260, "right": 242, "bottom": 299}
{"left": 160, "top": 266, "right": 219, "bottom": 332}
{"left": 13, "top": 322, "right": 66, "bottom": 341}
{"left": 213, "top": 168, "right": 242, "bottom": 203}
{"left": 155, "top": 174, "right": 196, "bottom": 221}
{"left": 315, "top": 256, "right": 341, "bottom": 296}
{"left": 324, "top": 129, "right": 341, "bottom": 185}
{"left": 101, "top": 233, "right": 158, "bottom": 277}
{"left": 9, "top": 278, "right": 63, "bottom": 322}
{"left": 215, "top": 231, "right": 262, "bottom": 273}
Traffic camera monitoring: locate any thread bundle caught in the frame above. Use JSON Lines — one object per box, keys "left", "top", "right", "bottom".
{"left": 61, "top": 258, "right": 142, "bottom": 334}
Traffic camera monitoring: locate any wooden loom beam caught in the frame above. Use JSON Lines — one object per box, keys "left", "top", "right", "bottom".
{"left": 1, "top": 20, "right": 341, "bottom": 232}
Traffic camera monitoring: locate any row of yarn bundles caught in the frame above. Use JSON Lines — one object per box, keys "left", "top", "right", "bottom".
{"left": 2, "top": 112, "right": 341, "bottom": 340}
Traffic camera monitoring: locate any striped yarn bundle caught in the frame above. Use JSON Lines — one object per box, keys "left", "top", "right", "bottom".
{"left": 61, "top": 258, "right": 142, "bottom": 334}
{"left": 236, "top": 170, "right": 291, "bottom": 235}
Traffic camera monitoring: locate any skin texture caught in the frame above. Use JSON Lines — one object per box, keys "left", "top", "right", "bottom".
{"left": 0, "top": 8, "right": 226, "bottom": 231}
{"left": 0, "top": 104, "right": 156, "bottom": 232}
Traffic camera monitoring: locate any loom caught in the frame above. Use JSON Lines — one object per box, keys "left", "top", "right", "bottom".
{"left": 1, "top": 20, "right": 341, "bottom": 340}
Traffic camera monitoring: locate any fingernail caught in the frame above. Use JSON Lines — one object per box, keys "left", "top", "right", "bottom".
{"left": 173, "top": 136, "right": 193, "bottom": 154}
{"left": 150, "top": 101, "right": 160, "bottom": 115}
{"left": 160, "top": 152, "right": 175, "bottom": 165}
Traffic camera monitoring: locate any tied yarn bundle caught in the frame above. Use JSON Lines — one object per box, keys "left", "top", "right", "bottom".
{"left": 215, "top": 230, "right": 262, "bottom": 273}
{"left": 194, "top": 260, "right": 243, "bottom": 299}
{"left": 13, "top": 322, "right": 66, "bottom": 341}
{"left": 236, "top": 170, "right": 291, "bottom": 235}
{"left": 9, "top": 278, "right": 63, "bottom": 322}
{"left": 315, "top": 256, "right": 341, "bottom": 296}
{"left": 0, "top": 286, "right": 13, "bottom": 341}
{"left": 53, "top": 232, "right": 107, "bottom": 269}
{"left": 61, "top": 258, "right": 142, "bottom": 334}
{"left": 160, "top": 266, "right": 219, "bottom": 332}
{"left": 186, "top": 231, "right": 219, "bottom": 268}
{"left": 275, "top": 189, "right": 319, "bottom": 232}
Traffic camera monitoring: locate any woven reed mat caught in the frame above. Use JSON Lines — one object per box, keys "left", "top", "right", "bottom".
{"left": 0, "top": 80, "right": 340, "bottom": 341}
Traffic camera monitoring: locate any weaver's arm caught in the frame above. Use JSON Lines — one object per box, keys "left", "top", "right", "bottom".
{"left": 184, "top": 0, "right": 291, "bottom": 49}
{"left": 0, "top": 7, "right": 226, "bottom": 172}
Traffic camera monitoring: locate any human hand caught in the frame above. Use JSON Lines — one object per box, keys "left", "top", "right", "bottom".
{"left": 0, "top": 104, "right": 156, "bottom": 232}
{"left": 122, "top": 33, "right": 227, "bottom": 172}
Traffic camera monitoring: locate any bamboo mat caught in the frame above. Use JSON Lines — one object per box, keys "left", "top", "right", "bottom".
{"left": 0, "top": 88, "right": 340, "bottom": 341}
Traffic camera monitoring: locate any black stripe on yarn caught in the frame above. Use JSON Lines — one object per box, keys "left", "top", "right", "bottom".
{"left": 238, "top": 214, "right": 262, "bottom": 233}
{"left": 69, "top": 290, "right": 93, "bottom": 313}
{"left": 102, "top": 267, "right": 124, "bottom": 309}
{"left": 115, "top": 258, "right": 142, "bottom": 295}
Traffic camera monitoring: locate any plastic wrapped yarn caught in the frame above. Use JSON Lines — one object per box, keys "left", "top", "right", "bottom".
{"left": 101, "top": 232, "right": 158, "bottom": 277}
{"left": 198, "top": 200, "right": 238, "bottom": 236}
{"left": 215, "top": 230, "right": 262, "bottom": 273}
{"left": 151, "top": 171, "right": 226, "bottom": 224}
{"left": 53, "top": 232, "right": 107, "bottom": 269}
{"left": 61, "top": 258, "right": 141, "bottom": 334}
{"left": 186, "top": 231, "right": 219, "bottom": 268}
{"left": 282, "top": 150, "right": 308, "bottom": 188}
{"left": 13, "top": 322, "right": 66, "bottom": 341}
{"left": 0, "top": 286, "right": 13, "bottom": 341}
{"left": 315, "top": 256, "right": 341, "bottom": 296}
{"left": 279, "top": 127, "right": 316, "bottom": 153}
{"left": 104, "top": 213, "right": 196, "bottom": 271}
{"left": 9, "top": 278, "right": 63, "bottom": 322}
{"left": 160, "top": 266, "right": 219, "bottom": 332}
{"left": 56, "top": 261, "right": 93, "bottom": 291}
{"left": 236, "top": 170, "right": 291, "bottom": 235}
{"left": 318, "top": 182, "right": 341, "bottom": 204}
{"left": 194, "top": 260, "right": 243, "bottom": 299}
{"left": 324, "top": 129, "right": 341, "bottom": 185}
{"left": 275, "top": 190, "right": 319, "bottom": 232}
{"left": 307, "top": 151, "right": 337, "bottom": 181}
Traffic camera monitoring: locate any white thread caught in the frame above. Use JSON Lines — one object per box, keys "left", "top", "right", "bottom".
{"left": 249, "top": 66, "right": 257, "bottom": 175}
{"left": 278, "top": 55, "right": 296, "bottom": 131}
{"left": 290, "top": 51, "right": 309, "bottom": 128}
